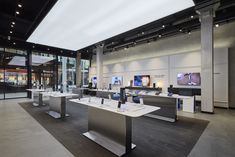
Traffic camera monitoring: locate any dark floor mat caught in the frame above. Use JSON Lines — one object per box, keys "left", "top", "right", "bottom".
{"left": 19, "top": 101, "right": 209, "bottom": 157}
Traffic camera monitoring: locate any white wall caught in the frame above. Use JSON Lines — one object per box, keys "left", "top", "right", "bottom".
{"left": 89, "top": 22, "right": 234, "bottom": 106}
{"left": 90, "top": 51, "right": 202, "bottom": 92}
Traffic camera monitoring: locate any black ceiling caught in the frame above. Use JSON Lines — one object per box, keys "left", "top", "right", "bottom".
{"left": 0, "top": 0, "right": 235, "bottom": 58}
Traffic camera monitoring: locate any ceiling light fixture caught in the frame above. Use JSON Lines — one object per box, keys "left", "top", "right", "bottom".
{"left": 162, "top": 25, "right": 165, "bottom": 28}
{"left": 13, "top": 42, "right": 16, "bottom": 45}
{"left": 18, "top": 4, "right": 22, "bottom": 8}
{"left": 179, "top": 29, "right": 182, "bottom": 32}
{"left": 190, "top": 15, "right": 194, "bottom": 19}
{"left": 10, "top": 31, "right": 13, "bottom": 34}
{"left": 27, "top": 0, "right": 195, "bottom": 50}
{"left": 47, "top": 48, "right": 50, "bottom": 51}
{"left": 11, "top": 25, "right": 14, "bottom": 28}
{"left": 141, "top": 32, "right": 145, "bottom": 35}
{"left": 16, "top": 11, "right": 20, "bottom": 15}
{"left": 215, "top": 24, "right": 219, "bottom": 28}
{"left": 12, "top": 21, "right": 15, "bottom": 25}
{"left": 188, "top": 31, "right": 191, "bottom": 34}
{"left": 158, "top": 34, "right": 162, "bottom": 38}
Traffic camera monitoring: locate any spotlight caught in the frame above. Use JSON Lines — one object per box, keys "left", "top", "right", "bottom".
{"left": 12, "top": 21, "right": 15, "bottom": 25}
{"left": 11, "top": 25, "right": 14, "bottom": 28}
{"left": 13, "top": 42, "right": 16, "bottom": 45}
{"left": 158, "top": 34, "right": 162, "bottom": 38}
{"left": 179, "top": 29, "right": 182, "bottom": 32}
{"left": 10, "top": 31, "right": 13, "bottom": 34}
{"left": 16, "top": 11, "right": 20, "bottom": 15}
{"left": 162, "top": 25, "right": 165, "bottom": 28}
{"left": 191, "top": 15, "right": 194, "bottom": 19}
{"left": 141, "top": 32, "right": 145, "bottom": 35}
{"left": 18, "top": 4, "right": 22, "bottom": 8}
{"left": 215, "top": 24, "right": 219, "bottom": 28}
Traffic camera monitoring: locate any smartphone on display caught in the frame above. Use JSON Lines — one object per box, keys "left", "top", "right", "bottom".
{"left": 117, "top": 101, "right": 121, "bottom": 108}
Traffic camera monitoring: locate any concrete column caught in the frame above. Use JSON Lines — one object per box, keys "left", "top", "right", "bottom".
{"left": 96, "top": 44, "right": 104, "bottom": 89}
{"left": 200, "top": 10, "right": 214, "bottom": 113}
{"left": 76, "top": 53, "right": 82, "bottom": 87}
{"left": 62, "top": 57, "right": 67, "bottom": 92}
{"left": 197, "top": 1, "right": 220, "bottom": 113}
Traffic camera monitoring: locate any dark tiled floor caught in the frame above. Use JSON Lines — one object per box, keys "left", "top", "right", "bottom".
{"left": 20, "top": 101, "right": 209, "bottom": 157}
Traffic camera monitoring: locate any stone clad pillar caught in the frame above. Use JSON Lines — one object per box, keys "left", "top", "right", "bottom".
{"left": 197, "top": 0, "right": 220, "bottom": 113}
{"left": 76, "top": 52, "right": 82, "bottom": 87}
{"left": 96, "top": 44, "right": 104, "bottom": 89}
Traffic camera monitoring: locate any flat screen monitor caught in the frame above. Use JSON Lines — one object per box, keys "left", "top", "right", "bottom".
{"left": 111, "top": 76, "right": 123, "bottom": 85}
{"left": 134, "top": 75, "right": 150, "bottom": 87}
{"left": 177, "top": 73, "right": 201, "bottom": 86}
{"left": 91, "top": 77, "right": 97, "bottom": 84}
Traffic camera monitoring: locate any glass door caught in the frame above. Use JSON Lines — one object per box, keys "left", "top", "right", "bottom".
{"left": 4, "top": 68, "right": 28, "bottom": 99}
{"left": 0, "top": 68, "right": 4, "bottom": 99}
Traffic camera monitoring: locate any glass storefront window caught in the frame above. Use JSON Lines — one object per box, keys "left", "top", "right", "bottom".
{"left": 58, "top": 56, "right": 76, "bottom": 92}
{"left": 32, "top": 51, "right": 57, "bottom": 90}
{"left": 81, "top": 59, "right": 89, "bottom": 86}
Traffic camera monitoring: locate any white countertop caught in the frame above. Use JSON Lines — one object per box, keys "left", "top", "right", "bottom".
{"left": 40, "top": 92, "right": 78, "bottom": 97}
{"left": 159, "top": 93, "right": 194, "bottom": 99}
{"left": 88, "top": 89, "right": 119, "bottom": 93}
{"left": 70, "top": 97, "right": 159, "bottom": 118}
{"left": 26, "top": 89, "right": 45, "bottom": 92}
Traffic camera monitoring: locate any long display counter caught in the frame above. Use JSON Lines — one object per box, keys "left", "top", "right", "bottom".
{"left": 70, "top": 97, "right": 159, "bottom": 156}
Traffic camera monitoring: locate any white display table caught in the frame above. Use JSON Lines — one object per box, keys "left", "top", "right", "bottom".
{"left": 159, "top": 93, "right": 195, "bottom": 113}
{"left": 41, "top": 92, "right": 78, "bottom": 119}
{"left": 26, "top": 89, "right": 45, "bottom": 106}
{"left": 70, "top": 97, "right": 159, "bottom": 156}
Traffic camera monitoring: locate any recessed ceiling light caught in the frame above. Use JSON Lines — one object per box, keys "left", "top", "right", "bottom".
{"left": 16, "top": 11, "right": 20, "bottom": 15}
{"left": 162, "top": 25, "right": 165, "bottom": 28}
{"left": 179, "top": 29, "right": 182, "bottom": 32}
{"left": 47, "top": 48, "right": 50, "bottom": 50}
{"left": 141, "top": 32, "right": 145, "bottom": 35}
{"left": 158, "top": 34, "right": 162, "bottom": 38}
{"left": 190, "top": 15, "right": 194, "bottom": 19}
{"left": 12, "top": 21, "right": 15, "bottom": 25}
{"left": 32, "top": 45, "right": 35, "bottom": 48}
{"left": 215, "top": 24, "right": 219, "bottom": 28}
{"left": 13, "top": 42, "right": 16, "bottom": 45}
{"left": 18, "top": 4, "right": 22, "bottom": 8}
{"left": 10, "top": 31, "right": 13, "bottom": 34}
{"left": 11, "top": 25, "right": 14, "bottom": 28}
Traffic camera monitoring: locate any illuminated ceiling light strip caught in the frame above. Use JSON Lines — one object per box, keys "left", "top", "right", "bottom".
{"left": 27, "top": 0, "right": 194, "bottom": 51}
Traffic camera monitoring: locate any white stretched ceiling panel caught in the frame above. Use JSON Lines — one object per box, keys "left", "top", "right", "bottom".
{"left": 27, "top": 0, "right": 194, "bottom": 51}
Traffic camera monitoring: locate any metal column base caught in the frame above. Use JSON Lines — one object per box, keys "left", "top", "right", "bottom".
{"left": 46, "top": 111, "right": 69, "bottom": 119}
{"left": 83, "top": 131, "right": 136, "bottom": 157}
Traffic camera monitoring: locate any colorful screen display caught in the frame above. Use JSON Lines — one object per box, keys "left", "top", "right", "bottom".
{"left": 177, "top": 73, "right": 201, "bottom": 86}
{"left": 134, "top": 75, "right": 150, "bottom": 87}
{"left": 112, "top": 76, "right": 122, "bottom": 85}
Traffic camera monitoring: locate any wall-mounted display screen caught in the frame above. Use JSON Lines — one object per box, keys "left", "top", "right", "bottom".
{"left": 177, "top": 73, "right": 201, "bottom": 86}
{"left": 112, "top": 76, "right": 122, "bottom": 85}
{"left": 91, "top": 76, "right": 97, "bottom": 84}
{"left": 134, "top": 75, "right": 150, "bottom": 87}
